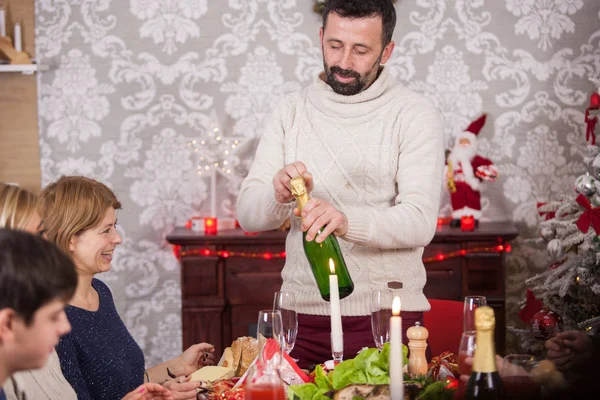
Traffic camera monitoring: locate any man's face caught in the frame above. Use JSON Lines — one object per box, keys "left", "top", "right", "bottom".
{"left": 320, "top": 12, "right": 395, "bottom": 96}
{"left": 12, "top": 299, "right": 71, "bottom": 370}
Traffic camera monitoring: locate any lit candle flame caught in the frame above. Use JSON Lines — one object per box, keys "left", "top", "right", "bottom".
{"left": 329, "top": 258, "right": 335, "bottom": 274}
{"left": 392, "top": 296, "right": 401, "bottom": 316}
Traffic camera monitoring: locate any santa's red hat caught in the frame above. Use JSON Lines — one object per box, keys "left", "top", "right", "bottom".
{"left": 454, "top": 113, "right": 488, "bottom": 148}
{"left": 466, "top": 113, "right": 487, "bottom": 135}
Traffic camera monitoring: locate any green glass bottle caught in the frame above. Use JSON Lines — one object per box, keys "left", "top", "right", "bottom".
{"left": 290, "top": 177, "right": 354, "bottom": 301}
{"left": 465, "top": 306, "right": 505, "bottom": 400}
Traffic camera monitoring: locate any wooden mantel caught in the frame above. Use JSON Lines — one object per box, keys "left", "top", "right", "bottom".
{"left": 166, "top": 221, "right": 518, "bottom": 357}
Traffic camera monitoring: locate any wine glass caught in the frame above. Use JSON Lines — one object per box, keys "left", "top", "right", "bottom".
{"left": 273, "top": 291, "right": 298, "bottom": 354}
{"left": 371, "top": 290, "right": 393, "bottom": 350}
{"left": 256, "top": 310, "right": 284, "bottom": 370}
{"left": 501, "top": 354, "right": 541, "bottom": 400}
{"left": 463, "top": 295, "right": 487, "bottom": 332}
{"left": 457, "top": 331, "right": 476, "bottom": 377}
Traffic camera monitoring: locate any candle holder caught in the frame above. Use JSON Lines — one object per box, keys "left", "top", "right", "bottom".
{"left": 460, "top": 215, "right": 475, "bottom": 231}
{"left": 204, "top": 217, "right": 218, "bottom": 235}
{"left": 330, "top": 333, "right": 344, "bottom": 363}
{"left": 0, "top": 36, "right": 30, "bottom": 64}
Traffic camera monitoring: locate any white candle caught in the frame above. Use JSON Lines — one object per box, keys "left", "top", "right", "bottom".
{"left": 390, "top": 296, "right": 404, "bottom": 400}
{"left": 210, "top": 168, "right": 217, "bottom": 217}
{"left": 329, "top": 259, "right": 343, "bottom": 353}
{"left": 14, "top": 22, "right": 21, "bottom": 52}
{"left": 0, "top": 8, "right": 6, "bottom": 37}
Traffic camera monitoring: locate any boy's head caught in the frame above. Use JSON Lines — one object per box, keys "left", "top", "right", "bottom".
{"left": 0, "top": 229, "right": 77, "bottom": 372}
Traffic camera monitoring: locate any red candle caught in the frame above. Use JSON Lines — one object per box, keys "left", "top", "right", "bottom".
{"left": 461, "top": 215, "right": 475, "bottom": 231}
{"left": 204, "top": 217, "right": 218, "bottom": 234}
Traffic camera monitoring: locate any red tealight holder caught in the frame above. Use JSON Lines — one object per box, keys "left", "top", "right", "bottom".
{"left": 204, "top": 217, "right": 218, "bottom": 235}
{"left": 461, "top": 215, "right": 475, "bottom": 231}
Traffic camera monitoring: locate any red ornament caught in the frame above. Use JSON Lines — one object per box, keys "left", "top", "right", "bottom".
{"left": 530, "top": 309, "right": 563, "bottom": 340}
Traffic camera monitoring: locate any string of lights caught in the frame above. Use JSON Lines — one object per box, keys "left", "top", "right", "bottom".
{"left": 174, "top": 243, "right": 511, "bottom": 263}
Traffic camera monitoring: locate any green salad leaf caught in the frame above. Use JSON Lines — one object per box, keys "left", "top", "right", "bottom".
{"left": 288, "top": 343, "right": 409, "bottom": 400}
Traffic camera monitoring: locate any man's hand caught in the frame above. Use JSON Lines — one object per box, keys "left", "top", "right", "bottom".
{"left": 545, "top": 330, "right": 593, "bottom": 371}
{"left": 294, "top": 197, "right": 348, "bottom": 242}
{"left": 273, "top": 161, "right": 313, "bottom": 203}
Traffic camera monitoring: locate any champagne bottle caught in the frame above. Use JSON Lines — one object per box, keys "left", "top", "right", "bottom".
{"left": 466, "top": 306, "right": 505, "bottom": 400}
{"left": 290, "top": 176, "right": 354, "bottom": 301}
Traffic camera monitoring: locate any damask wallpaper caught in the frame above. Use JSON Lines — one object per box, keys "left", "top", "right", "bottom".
{"left": 35, "top": 0, "right": 600, "bottom": 363}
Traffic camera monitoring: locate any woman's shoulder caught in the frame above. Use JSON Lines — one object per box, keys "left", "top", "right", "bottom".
{"left": 91, "top": 278, "right": 113, "bottom": 299}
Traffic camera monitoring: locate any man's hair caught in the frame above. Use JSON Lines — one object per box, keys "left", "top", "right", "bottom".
{"left": 0, "top": 183, "right": 39, "bottom": 230}
{"left": 39, "top": 176, "right": 121, "bottom": 256}
{"left": 0, "top": 229, "right": 77, "bottom": 325}
{"left": 322, "top": 0, "right": 396, "bottom": 47}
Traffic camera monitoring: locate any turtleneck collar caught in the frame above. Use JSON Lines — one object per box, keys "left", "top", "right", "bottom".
{"left": 307, "top": 66, "right": 401, "bottom": 119}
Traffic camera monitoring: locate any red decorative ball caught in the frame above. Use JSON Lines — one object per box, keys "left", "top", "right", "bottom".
{"left": 530, "top": 309, "right": 563, "bottom": 339}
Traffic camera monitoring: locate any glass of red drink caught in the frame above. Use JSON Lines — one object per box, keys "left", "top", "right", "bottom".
{"left": 245, "top": 383, "right": 286, "bottom": 400}
{"left": 501, "top": 354, "right": 541, "bottom": 400}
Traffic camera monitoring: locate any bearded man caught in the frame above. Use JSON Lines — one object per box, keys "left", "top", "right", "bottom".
{"left": 447, "top": 114, "right": 497, "bottom": 225}
{"left": 237, "top": 0, "right": 444, "bottom": 368}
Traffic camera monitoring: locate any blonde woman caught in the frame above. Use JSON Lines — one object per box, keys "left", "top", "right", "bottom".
{"left": 39, "top": 176, "right": 215, "bottom": 400}
{"left": 0, "top": 183, "right": 76, "bottom": 400}
{"left": 0, "top": 183, "right": 174, "bottom": 400}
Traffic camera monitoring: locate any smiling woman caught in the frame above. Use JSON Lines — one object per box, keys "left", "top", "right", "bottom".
{"left": 37, "top": 175, "right": 216, "bottom": 400}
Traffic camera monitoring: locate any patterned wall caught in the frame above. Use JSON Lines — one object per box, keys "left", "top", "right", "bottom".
{"left": 35, "top": 0, "right": 600, "bottom": 363}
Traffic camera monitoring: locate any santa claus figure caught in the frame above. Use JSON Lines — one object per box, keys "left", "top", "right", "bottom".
{"left": 446, "top": 114, "right": 497, "bottom": 226}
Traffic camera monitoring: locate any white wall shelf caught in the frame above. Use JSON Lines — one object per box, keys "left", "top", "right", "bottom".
{"left": 0, "top": 63, "right": 48, "bottom": 75}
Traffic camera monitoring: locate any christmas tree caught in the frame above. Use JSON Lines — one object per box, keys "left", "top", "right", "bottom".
{"left": 510, "top": 83, "right": 600, "bottom": 356}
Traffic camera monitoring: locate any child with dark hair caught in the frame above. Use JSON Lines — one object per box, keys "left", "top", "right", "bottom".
{"left": 0, "top": 228, "right": 174, "bottom": 400}
{"left": 0, "top": 229, "right": 77, "bottom": 400}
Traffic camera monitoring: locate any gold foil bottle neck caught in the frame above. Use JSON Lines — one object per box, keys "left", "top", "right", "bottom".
{"left": 472, "top": 306, "right": 498, "bottom": 373}
{"left": 290, "top": 176, "right": 307, "bottom": 197}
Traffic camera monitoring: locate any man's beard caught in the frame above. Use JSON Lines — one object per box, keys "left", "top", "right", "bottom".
{"left": 449, "top": 143, "right": 476, "bottom": 165}
{"left": 323, "top": 55, "right": 382, "bottom": 96}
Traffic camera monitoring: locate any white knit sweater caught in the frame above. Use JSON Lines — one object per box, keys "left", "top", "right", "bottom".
{"left": 236, "top": 67, "right": 444, "bottom": 316}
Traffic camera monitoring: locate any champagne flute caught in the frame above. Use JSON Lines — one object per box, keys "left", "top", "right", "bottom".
{"left": 273, "top": 291, "right": 298, "bottom": 354}
{"left": 370, "top": 290, "right": 393, "bottom": 350}
{"left": 457, "top": 331, "right": 477, "bottom": 376}
{"left": 463, "top": 295, "right": 486, "bottom": 332}
{"left": 501, "top": 354, "right": 541, "bottom": 400}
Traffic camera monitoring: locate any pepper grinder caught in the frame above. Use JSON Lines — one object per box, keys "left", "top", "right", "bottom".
{"left": 407, "top": 321, "right": 429, "bottom": 378}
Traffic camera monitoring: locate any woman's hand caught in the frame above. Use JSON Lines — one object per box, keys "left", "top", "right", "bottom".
{"left": 122, "top": 383, "right": 174, "bottom": 400}
{"left": 161, "top": 376, "right": 202, "bottom": 400}
{"left": 175, "top": 343, "right": 216, "bottom": 376}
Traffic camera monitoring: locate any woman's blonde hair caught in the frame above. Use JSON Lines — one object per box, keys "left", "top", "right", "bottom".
{"left": 39, "top": 176, "right": 121, "bottom": 255}
{"left": 0, "top": 183, "right": 39, "bottom": 230}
